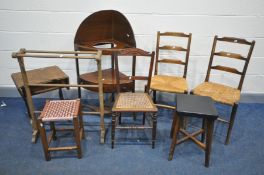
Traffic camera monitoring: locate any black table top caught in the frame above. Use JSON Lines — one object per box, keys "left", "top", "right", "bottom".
{"left": 176, "top": 94, "right": 218, "bottom": 120}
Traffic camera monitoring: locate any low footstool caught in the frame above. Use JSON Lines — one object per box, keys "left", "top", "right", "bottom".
{"left": 37, "top": 99, "right": 85, "bottom": 161}
{"left": 168, "top": 94, "right": 218, "bottom": 167}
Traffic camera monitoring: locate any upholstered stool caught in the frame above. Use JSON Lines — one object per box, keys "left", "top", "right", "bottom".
{"left": 168, "top": 94, "right": 218, "bottom": 167}
{"left": 37, "top": 99, "right": 84, "bottom": 161}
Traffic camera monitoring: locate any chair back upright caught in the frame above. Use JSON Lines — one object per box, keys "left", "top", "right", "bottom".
{"left": 154, "top": 31, "right": 192, "bottom": 78}
{"left": 114, "top": 48, "right": 155, "bottom": 94}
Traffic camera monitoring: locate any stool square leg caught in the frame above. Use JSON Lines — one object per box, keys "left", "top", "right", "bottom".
{"left": 73, "top": 117, "right": 82, "bottom": 159}
{"left": 37, "top": 119, "right": 51, "bottom": 161}
{"left": 205, "top": 119, "right": 215, "bottom": 167}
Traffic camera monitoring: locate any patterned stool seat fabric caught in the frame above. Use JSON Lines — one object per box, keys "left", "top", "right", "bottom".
{"left": 192, "top": 82, "right": 240, "bottom": 105}
{"left": 112, "top": 92, "right": 157, "bottom": 112}
{"left": 40, "top": 100, "right": 80, "bottom": 122}
{"left": 150, "top": 75, "right": 188, "bottom": 93}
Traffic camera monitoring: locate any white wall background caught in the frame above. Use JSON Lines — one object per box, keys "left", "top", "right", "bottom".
{"left": 1, "top": 0, "right": 264, "bottom": 96}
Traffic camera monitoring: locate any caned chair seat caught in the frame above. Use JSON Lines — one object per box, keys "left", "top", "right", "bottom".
{"left": 112, "top": 92, "right": 158, "bottom": 112}
{"left": 40, "top": 100, "right": 80, "bottom": 122}
{"left": 192, "top": 82, "right": 240, "bottom": 106}
{"left": 111, "top": 49, "right": 157, "bottom": 149}
{"left": 150, "top": 75, "right": 188, "bottom": 93}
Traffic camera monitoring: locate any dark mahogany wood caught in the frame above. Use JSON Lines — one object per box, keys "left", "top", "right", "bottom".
{"left": 74, "top": 10, "right": 137, "bottom": 94}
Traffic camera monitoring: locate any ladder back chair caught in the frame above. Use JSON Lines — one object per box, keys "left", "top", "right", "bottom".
{"left": 150, "top": 31, "right": 192, "bottom": 107}
{"left": 191, "top": 36, "right": 255, "bottom": 145}
{"left": 111, "top": 48, "right": 158, "bottom": 148}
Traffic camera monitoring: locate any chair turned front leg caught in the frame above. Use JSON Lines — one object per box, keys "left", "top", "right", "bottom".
{"left": 168, "top": 113, "right": 181, "bottom": 161}
{"left": 111, "top": 112, "right": 117, "bottom": 149}
{"left": 152, "top": 112, "right": 157, "bottom": 149}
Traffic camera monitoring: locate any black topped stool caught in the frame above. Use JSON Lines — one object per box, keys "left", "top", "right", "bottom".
{"left": 168, "top": 94, "right": 218, "bottom": 167}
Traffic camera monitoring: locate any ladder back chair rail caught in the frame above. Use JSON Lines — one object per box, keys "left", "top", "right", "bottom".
{"left": 205, "top": 36, "right": 255, "bottom": 90}
{"left": 155, "top": 31, "right": 192, "bottom": 78}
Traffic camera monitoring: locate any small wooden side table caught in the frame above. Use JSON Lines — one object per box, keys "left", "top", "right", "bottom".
{"left": 11, "top": 66, "right": 69, "bottom": 118}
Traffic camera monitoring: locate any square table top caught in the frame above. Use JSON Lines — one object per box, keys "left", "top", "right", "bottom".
{"left": 176, "top": 94, "right": 218, "bottom": 120}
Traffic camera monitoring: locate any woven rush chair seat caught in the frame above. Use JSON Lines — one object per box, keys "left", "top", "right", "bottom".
{"left": 40, "top": 100, "right": 80, "bottom": 122}
{"left": 112, "top": 92, "right": 157, "bottom": 112}
{"left": 192, "top": 82, "right": 240, "bottom": 106}
{"left": 150, "top": 75, "right": 188, "bottom": 93}
{"left": 37, "top": 99, "right": 84, "bottom": 161}
{"left": 151, "top": 32, "right": 192, "bottom": 105}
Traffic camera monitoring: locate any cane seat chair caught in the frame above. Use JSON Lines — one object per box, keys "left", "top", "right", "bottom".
{"left": 150, "top": 32, "right": 192, "bottom": 106}
{"left": 11, "top": 66, "right": 69, "bottom": 118}
{"left": 111, "top": 48, "right": 158, "bottom": 148}
{"left": 191, "top": 36, "right": 255, "bottom": 144}
{"left": 74, "top": 10, "right": 137, "bottom": 97}
{"left": 37, "top": 99, "right": 85, "bottom": 160}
